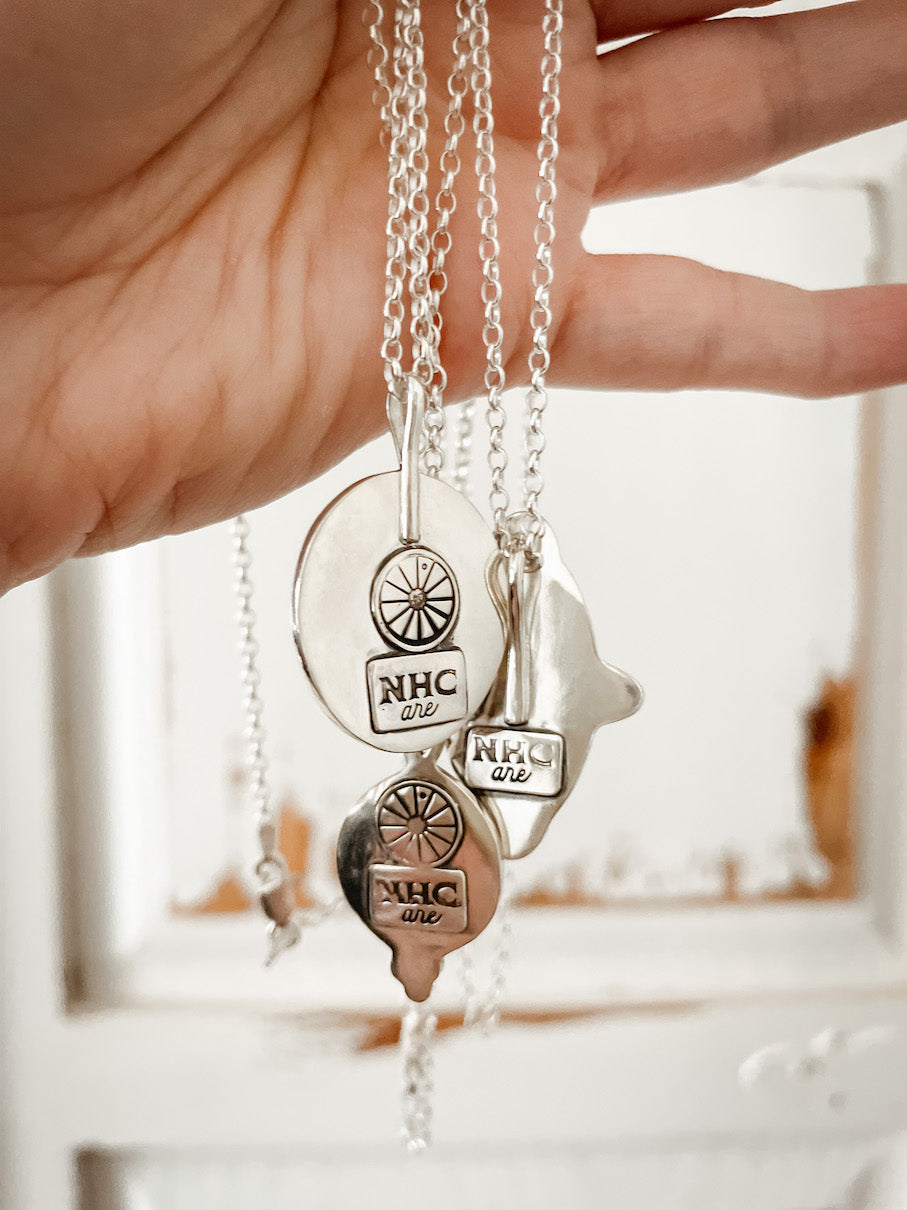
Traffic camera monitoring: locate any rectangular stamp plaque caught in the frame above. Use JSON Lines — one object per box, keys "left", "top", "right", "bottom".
{"left": 464, "top": 726, "right": 565, "bottom": 797}
{"left": 369, "top": 865, "right": 468, "bottom": 933}
{"left": 367, "top": 647, "right": 467, "bottom": 734}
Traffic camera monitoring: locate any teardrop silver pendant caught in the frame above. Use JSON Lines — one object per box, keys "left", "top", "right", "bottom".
{"left": 336, "top": 751, "right": 502, "bottom": 1001}
{"left": 449, "top": 521, "right": 643, "bottom": 858}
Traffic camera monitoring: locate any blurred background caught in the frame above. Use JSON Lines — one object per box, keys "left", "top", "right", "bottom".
{"left": 3, "top": 11, "right": 907, "bottom": 1210}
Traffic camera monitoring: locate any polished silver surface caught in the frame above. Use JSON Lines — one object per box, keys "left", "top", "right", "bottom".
{"left": 293, "top": 471, "right": 505, "bottom": 753}
{"left": 395, "top": 376, "right": 424, "bottom": 543}
{"left": 450, "top": 525, "right": 643, "bottom": 859}
{"left": 336, "top": 752, "right": 501, "bottom": 1002}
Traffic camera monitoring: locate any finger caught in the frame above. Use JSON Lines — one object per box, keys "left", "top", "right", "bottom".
{"left": 596, "top": 3, "right": 907, "bottom": 200}
{"left": 552, "top": 254, "right": 907, "bottom": 398}
{"left": 592, "top": 0, "right": 775, "bottom": 42}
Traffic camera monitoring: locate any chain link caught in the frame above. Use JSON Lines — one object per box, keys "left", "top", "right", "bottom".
{"left": 425, "top": 2, "right": 473, "bottom": 471}
{"left": 466, "top": 0, "right": 563, "bottom": 554}
{"left": 524, "top": 0, "right": 563, "bottom": 544}
{"left": 231, "top": 515, "right": 341, "bottom": 962}
{"left": 461, "top": 865, "right": 513, "bottom": 1032}
{"left": 400, "top": 999, "right": 437, "bottom": 1150}
{"left": 468, "top": 0, "right": 509, "bottom": 543}
{"left": 231, "top": 515, "right": 272, "bottom": 845}
{"left": 369, "top": 0, "right": 475, "bottom": 476}
{"left": 450, "top": 396, "right": 477, "bottom": 496}
{"left": 365, "top": 3, "right": 393, "bottom": 143}
{"left": 398, "top": 6, "right": 434, "bottom": 391}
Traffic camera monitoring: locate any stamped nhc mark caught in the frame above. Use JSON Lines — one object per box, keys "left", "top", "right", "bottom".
{"left": 367, "top": 648, "right": 467, "bottom": 733}
{"left": 464, "top": 726, "right": 565, "bottom": 797}
{"left": 369, "top": 865, "right": 468, "bottom": 933}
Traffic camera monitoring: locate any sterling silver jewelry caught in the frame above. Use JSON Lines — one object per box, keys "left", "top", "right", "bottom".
{"left": 336, "top": 749, "right": 501, "bottom": 1001}
{"left": 235, "top": 0, "right": 642, "bottom": 1152}
{"left": 448, "top": 0, "right": 643, "bottom": 860}
{"left": 359, "top": 0, "right": 509, "bottom": 1146}
{"left": 230, "top": 514, "right": 340, "bottom": 965}
{"left": 294, "top": 4, "right": 505, "bottom": 757}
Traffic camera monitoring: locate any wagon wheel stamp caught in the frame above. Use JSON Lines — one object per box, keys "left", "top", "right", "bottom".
{"left": 371, "top": 547, "right": 459, "bottom": 652}
{"left": 376, "top": 780, "right": 464, "bottom": 868}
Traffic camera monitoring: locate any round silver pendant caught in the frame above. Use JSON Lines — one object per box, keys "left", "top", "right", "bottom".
{"left": 293, "top": 471, "right": 505, "bottom": 754}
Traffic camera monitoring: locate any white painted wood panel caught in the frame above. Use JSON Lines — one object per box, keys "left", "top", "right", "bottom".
{"left": 80, "top": 1138, "right": 895, "bottom": 1210}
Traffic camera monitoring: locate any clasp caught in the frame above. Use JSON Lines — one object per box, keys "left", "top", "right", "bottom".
{"left": 255, "top": 853, "right": 301, "bottom": 965}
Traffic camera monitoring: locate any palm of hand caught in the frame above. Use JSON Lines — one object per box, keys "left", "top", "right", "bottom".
{"left": 1, "top": 0, "right": 905, "bottom": 591}
{"left": 2, "top": 1, "right": 603, "bottom": 587}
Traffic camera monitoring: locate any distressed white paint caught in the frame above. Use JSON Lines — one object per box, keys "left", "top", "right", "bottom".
{"left": 81, "top": 1139, "right": 891, "bottom": 1210}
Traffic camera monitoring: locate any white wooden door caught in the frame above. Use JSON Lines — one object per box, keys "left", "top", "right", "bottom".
{"left": 3, "top": 87, "right": 907, "bottom": 1210}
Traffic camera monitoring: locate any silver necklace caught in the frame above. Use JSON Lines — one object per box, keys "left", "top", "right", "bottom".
{"left": 446, "top": 0, "right": 643, "bottom": 862}
{"left": 231, "top": 3, "right": 496, "bottom": 1152}
{"left": 296, "top": 0, "right": 506, "bottom": 1007}
{"left": 230, "top": 0, "right": 642, "bottom": 1152}
{"left": 230, "top": 514, "right": 340, "bottom": 962}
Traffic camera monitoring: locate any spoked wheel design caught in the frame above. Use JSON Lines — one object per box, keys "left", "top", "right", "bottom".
{"left": 376, "top": 780, "right": 464, "bottom": 867}
{"left": 371, "top": 547, "right": 459, "bottom": 651}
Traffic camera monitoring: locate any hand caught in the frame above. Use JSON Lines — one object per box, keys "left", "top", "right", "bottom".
{"left": 2, "top": 0, "right": 906, "bottom": 592}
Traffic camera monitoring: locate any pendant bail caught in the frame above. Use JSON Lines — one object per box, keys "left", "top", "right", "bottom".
{"left": 503, "top": 545, "right": 539, "bottom": 727}
{"left": 387, "top": 375, "right": 425, "bottom": 545}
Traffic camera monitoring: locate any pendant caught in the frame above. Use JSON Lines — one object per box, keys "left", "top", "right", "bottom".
{"left": 449, "top": 518, "right": 643, "bottom": 858}
{"left": 293, "top": 379, "right": 505, "bottom": 753}
{"left": 336, "top": 751, "right": 502, "bottom": 1001}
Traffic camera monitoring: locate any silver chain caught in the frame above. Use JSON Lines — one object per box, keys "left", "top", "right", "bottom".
{"left": 524, "top": 0, "right": 563, "bottom": 543}
{"left": 365, "top": 0, "right": 562, "bottom": 1144}
{"left": 468, "top": 0, "right": 563, "bottom": 554}
{"left": 368, "top": 0, "right": 472, "bottom": 476}
{"left": 467, "top": 0, "right": 509, "bottom": 543}
{"left": 368, "top": 0, "right": 482, "bottom": 1148}
{"left": 372, "top": 0, "right": 563, "bottom": 518}
{"left": 370, "top": 2, "right": 440, "bottom": 467}
{"left": 368, "top": 3, "right": 405, "bottom": 388}
{"left": 398, "top": 7, "right": 433, "bottom": 387}
{"left": 231, "top": 515, "right": 340, "bottom": 965}
{"left": 461, "top": 865, "right": 514, "bottom": 1032}
{"left": 426, "top": 0, "right": 472, "bottom": 462}
{"left": 231, "top": 515, "right": 271, "bottom": 844}
{"left": 400, "top": 999, "right": 437, "bottom": 1150}
{"left": 450, "top": 396, "right": 476, "bottom": 496}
